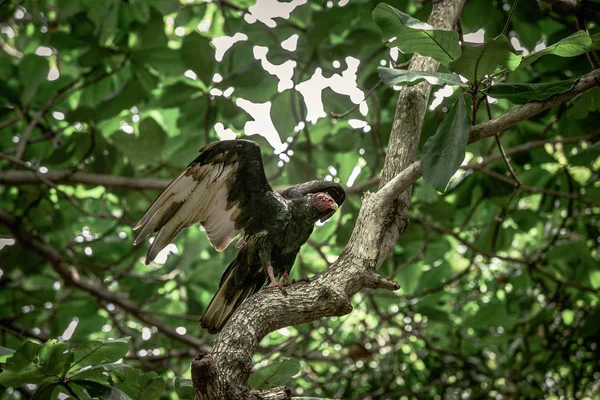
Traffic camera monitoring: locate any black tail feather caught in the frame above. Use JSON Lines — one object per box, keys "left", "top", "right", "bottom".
{"left": 200, "top": 252, "right": 265, "bottom": 333}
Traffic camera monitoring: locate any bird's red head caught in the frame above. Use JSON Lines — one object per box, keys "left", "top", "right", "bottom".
{"left": 312, "top": 192, "right": 339, "bottom": 222}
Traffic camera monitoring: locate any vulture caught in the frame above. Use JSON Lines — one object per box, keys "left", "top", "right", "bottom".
{"left": 133, "top": 139, "right": 345, "bottom": 333}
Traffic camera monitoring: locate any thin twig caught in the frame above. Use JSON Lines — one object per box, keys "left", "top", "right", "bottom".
{"left": 330, "top": 81, "right": 382, "bottom": 119}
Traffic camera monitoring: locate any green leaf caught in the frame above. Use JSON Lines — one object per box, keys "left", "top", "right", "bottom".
{"left": 70, "top": 363, "right": 132, "bottom": 384}
{"left": 181, "top": 32, "right": 216, "bottom": 85}
{"left": 0, "top": 346, "right": 15, "bottom": 363}
{"left": 132, "top": 62, "right": 159, "bottom": 94}
{"left": 372, "top": 3, "right": 461, "bottom": 65}
{"left": 248, "top": 358, "right": 301, "bottom": 389}
{"left": 146, "top": 0, "right": 180, "bottom": 15}
{"left": 519, "top": 30, "right": 592, "bottom": 68}
{"left": 483, "top": 79, "right": 576, "bottom": 104}
{"left": 156, "top": 82, "right": 203, "bottom": 108}
{"left": 31, "top": 382, "right": 60, "bottom": 400}
{"left": 449, "top": 35, "right": 522, "bottom": 83}
{"left": 38, "top": 339, "right": 73, "bottom": 378}
{"left": 111, "top": 117, "right": 167, "bottom": 165}
{"left": 421, "top": 96, "right": 472, "bottom": 192}
{"left": 174, "top": 378, "right": 194, "bottom": 398}
{"left": 73, "top": 380, "right": 133, "bottom": 400}
{"left": 0, "top": 341, "right": 46, "bottom": 387}
{"left": 134, "top": 48, "right": 187, "bottom": 76}
{"left": 97, "top": 81, "right": 146, "bottom": 121}
{"left": 562, "top": 309, "right": 574, "bottom": 326}
{"left": 19, "top": 54, "right": 50, "bottom": 105}
{"left": 115, "top": 370, "right": 165, "bottom": 400}
{"left": 378, "top": 67, "right": 467, "bottom": 87}
{"left": 70, "top": 338, "right": 130, "bottom": 372}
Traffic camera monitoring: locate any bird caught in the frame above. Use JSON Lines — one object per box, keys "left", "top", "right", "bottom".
{"left": 133, "top": 139, "right": 345, "bottom": 333}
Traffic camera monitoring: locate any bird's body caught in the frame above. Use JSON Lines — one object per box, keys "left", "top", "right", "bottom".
{"left": 201, "top": 195, "right": 321, "bottom": 332}
{"left": 133, "top": 139, "right": 345, "bottom": 333}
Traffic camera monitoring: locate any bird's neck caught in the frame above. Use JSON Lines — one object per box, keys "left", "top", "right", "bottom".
{"left": 289, "top": 197, "right": 318, "bottom": 223}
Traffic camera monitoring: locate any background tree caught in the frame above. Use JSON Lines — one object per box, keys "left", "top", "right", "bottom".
{"left": 1, "top": 0, "right": 599, "bottom": 399}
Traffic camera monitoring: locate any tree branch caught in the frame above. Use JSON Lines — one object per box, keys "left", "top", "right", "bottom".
{"left": 0, "top": 209, "right": 210, "bottom": 353}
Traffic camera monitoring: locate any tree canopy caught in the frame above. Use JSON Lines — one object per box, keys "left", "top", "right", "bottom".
{"left": 1, "top": 0, "right": 599, "bottom": 399}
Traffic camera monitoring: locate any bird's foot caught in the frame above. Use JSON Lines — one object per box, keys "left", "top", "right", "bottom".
{"left": 267, "top": 265, "right": 287, "bottom": 295}
{"left": 282, "top": 272, "right": 291, "bottom": 285}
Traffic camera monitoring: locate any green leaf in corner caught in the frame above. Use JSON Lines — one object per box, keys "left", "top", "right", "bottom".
{"left": 174, "top": 378, "right": 195, "bottom": 398}
{"left": 378, "top": 67, "right": 467, "bottom": 88}
{"left": 449, "top": 34, "right": 522, "bottom": 83}
{"left": 483, "top": 79, "right": 576, "bottom": 104}
{"left": 372, "top": 3, "right": 461, "bottom": 66}
{"left": 69, "top": 338, "right": 130, "bottom": 372}
{"left": 248, "top": 358, "right": 301, "bottom": 389}
{"left": 72, "top": 380, "right": 133, "bottom": 400}
{"left": 519, "top": 31, "right": 592, "bottom": 69}
{"left": 30, "top": 382, "right": 61, "bottom": 400}
{"left": 421, "top": 96, "right": 472, "bottom": 193}
{"left": 0, "top": 341, "right": 46, "bottom": 387}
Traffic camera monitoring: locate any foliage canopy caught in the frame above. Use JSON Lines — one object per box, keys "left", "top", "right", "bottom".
{"left": 1, "top": 0, "right": 599, "bottom": 399}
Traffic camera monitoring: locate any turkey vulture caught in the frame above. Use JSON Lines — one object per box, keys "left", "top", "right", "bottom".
{"left": 133, "top": 139, "right": 345, "bottom": 333}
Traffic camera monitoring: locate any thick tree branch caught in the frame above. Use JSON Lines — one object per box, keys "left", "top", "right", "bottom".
{"left": 0, "top": 209, "right": 210, "bottom": 353}
{"left": 0, "top": 169, "right": 170, "bottom": 190}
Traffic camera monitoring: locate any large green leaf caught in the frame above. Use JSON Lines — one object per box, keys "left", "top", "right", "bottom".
{"left": 115, "top": 370, "right": 165, "bottom": 400}
{"left": 181, "top": 32, "right": 216, "bottom": 86}
{"left": 19, "top": 54, "right": 50, "bottom": 105}
{"left": 0, "top": 341, "right": 46, "bottom": 387}
{"left": 70, "top": 338, "right": 130, "bottom": 372}
{"left": 378, "top": 67, "right": 467, "bottom": 87}
{"left": 37, "top": 339, "right": 73, "bottom": 378}
{"left": 248, "top": 358, "right": 301, "bottom": 389}
{"left": 372, "top": 3, "right": 461, "bottom": 65}
{"left": 483, "top": 79, "right": 576, "bottom": 104}
{"left": 449, "top": 35, "right": 522, "bottom": 83}
{"left": 73, "top": 380, "right": 133, "bottom": 400}
{"left": 31, "top": 382, "right": 61, "bottom": 400}
{"left": 519, "top": 30, "right": 592, "bottom": 68}
{"left": 421, "top": 96, "right": 472, "bottom": 192}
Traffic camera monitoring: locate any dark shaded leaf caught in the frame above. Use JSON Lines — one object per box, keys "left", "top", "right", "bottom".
{"left": 519, "top": 30, "right": 592, "bottom": 68}
{"left": 449, "top": 35, "right": 521, "bottom": 83}
{"left": 421, "top": 96, "right": 472, "bottom": 192}
{"left": 483, "top": 79, "right": 576, "bottom": 104}
{"left": 379, "top": 67, "right": 467, "bottom": 87}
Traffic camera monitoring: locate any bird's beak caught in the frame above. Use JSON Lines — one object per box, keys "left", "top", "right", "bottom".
{"left": 319, "top": 201, "right": 339, "bottom": 223}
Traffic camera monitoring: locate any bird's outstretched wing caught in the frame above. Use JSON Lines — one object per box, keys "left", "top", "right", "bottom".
{"left": 281, "top": 180, "right": 346, "bottom": 221}
{"left": 134, "top": 139, "right": 277, "bottom": 264}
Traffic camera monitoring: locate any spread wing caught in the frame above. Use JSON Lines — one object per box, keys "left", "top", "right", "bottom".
{"left": 134, "top": 139, "right": 277, "bottom": 264}
{"left": 281, "top": 180, "right": 346, "bottom": 220}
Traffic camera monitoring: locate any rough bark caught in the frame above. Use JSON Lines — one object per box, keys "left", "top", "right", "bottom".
{"left": 190, "top": 1, "right": 466, "bottom": 399}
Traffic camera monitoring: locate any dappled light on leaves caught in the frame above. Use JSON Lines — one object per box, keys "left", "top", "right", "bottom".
{"left": 1, "top": 0, "right": 600, "bottom": 399}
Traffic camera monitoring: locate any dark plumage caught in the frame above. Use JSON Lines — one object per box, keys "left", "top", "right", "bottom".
{"left": 133, "top": 139, "right": 345, "bottom": 333}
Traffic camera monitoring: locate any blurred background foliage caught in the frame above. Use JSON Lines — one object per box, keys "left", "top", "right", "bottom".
{"left": 0, "top": 0, "right": 599, "bottom": 399}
